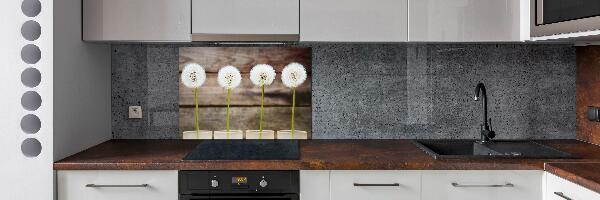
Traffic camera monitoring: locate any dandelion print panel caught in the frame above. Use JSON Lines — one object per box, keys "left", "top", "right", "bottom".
{"left": 178, "top": 47, "right": 312, "bottom": 138}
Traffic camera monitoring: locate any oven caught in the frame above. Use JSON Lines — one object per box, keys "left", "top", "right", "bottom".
{"left": 179, "top": 171, "right": 299, "bottom": 200}
{"left": 532, "top": 0, "right": 600, "bottom": 37}
{"left": 180, "top": 194, "right": 298, "bottom": 200}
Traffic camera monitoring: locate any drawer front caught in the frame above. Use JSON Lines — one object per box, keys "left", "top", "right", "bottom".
{"left": 422, "top": 170, "right": 543, "bottom": 200}
{"left": 546, "top": 173, "right": 600, "bottom": 200}
{"left": 57, "top": 170, "right": 178, "bottom": 200}
{"left": 330, "top": 170, "right": 421, "bottom": 200}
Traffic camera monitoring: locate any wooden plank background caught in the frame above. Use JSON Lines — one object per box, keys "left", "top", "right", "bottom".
{"left": 179, "top": 47, "right": 312, "bottom": 137}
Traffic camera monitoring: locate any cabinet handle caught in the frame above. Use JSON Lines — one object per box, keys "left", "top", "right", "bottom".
{"left": 85, "top": 184, "right": 149, "bottom": 188}
{"left": 553, "top": 192, "right": 573, "bottom": 200}
{"left": 353, "top": 183, "right": 400, "bottom": 187}
{"left": 451, "top": 182, "right": 514, "bottom": 188}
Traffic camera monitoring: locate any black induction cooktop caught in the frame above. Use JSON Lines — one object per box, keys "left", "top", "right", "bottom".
{"left": 183, "top": 140, "right": 300, "bottom": 160}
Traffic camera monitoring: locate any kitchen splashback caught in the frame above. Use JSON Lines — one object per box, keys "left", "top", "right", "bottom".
{"left": 178, "top": 47, "right": 312, "bottom": 137}
{"left": 112, "top": 43, "right": 575, "bottom": 139}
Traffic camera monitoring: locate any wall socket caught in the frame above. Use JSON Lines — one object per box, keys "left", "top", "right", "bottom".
{"left": 588, "top": 106, "right": 600, "bottom": 122}
{"left": 128, "top": 106, "right": 143, "bottom": 119}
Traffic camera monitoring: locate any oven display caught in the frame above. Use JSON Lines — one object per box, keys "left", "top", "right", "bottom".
{"left": 232, "top": 176, "right": 248, "bottom": 185}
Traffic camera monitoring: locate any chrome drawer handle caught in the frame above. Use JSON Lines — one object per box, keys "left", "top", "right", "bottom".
{"left": 353, "top": 183, "right": 400, "bottom": 187}
{"left": 86, "top": 184, "right": 149, "bottom": 188}
{"left": 451, "top": 182, "right": 514, "bottom": 188}
{"left": 554, "top": 192, "right": 573, "bottom": 200}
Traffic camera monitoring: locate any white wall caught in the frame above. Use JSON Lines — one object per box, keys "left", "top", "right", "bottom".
{"left": 0, "top": 0, "right": 110, "bottom": 198}
{"left": 53, "top": 0, "right": 111, "bottom": 161}
{"left": 0, "top": 0, "right": 54, "bottom": 199}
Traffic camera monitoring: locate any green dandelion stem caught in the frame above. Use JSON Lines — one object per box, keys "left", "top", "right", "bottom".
{"left": 259, "top": 84, "right": 265, "bottom": 134}
{"left": 226, "top": 88, "right": 231, "bottom": 132}
{"left": 194, "top": 88, "right": 199, "bottom": 137}
{"left": 291, "top": 87, "right": 296, "bottom": 138}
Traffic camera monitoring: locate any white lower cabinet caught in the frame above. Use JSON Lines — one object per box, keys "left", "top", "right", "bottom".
{"left": 545, "top": 172, "right": 600, "bottom": 200}
{"left": 300, "top": 170, "right": 548, "bottom": 200}
{"left": 330, "top": 170, "right": 421, "bottom": 200}
{"left": 57, "top": 170, "right": 600, "bottom": 200}
{"left": 300, "top": 170, "right": 331, "bottom": 200}
{"left": 422, "top": 170, "right": 543, "bottom": 200}
{"left": 57, "top": 170, "right": 178, "bottom": 200}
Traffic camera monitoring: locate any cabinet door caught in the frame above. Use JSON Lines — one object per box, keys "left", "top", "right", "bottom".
{"left": 300, "top": 0, "right": 408, "bottom": 42}
{"left": 300, "top": 170, "right": 330, "bottom": 200}
{"left": 57, "top": 170, "right": 178, "bottom": 200}
{"left": 545, "top": 172, "right": 600, "bottom": 200}
{"left": 330, "top": 170, "right": 420, "bottom": 200}
{"left": 409, "top": 0, "right": 529, "bottom": 42}
{"left": 422, "top": 170, "right": 543, "bottom": 200}
{"left": 82, "top": 0, "right": 191, "bottom": 41}
{"left": 191, "top": 0, "right": 299, "bottom": 40}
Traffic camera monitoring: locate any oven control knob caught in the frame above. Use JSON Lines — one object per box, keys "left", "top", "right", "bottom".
{"left": 259, "top": 179, "right": 268, "bottom": 188}
{"left": 210, "top": 179, "right": 219, "bottom": 188}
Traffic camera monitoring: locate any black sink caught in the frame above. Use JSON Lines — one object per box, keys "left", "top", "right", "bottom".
{"left": 413, "top": 140, "right": 576, "bottom": 160}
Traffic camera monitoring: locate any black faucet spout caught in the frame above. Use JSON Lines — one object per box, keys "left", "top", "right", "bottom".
{"left": 474, "top": 83, "right": 488, "bottom": 129}
{"left": 474, "top": 83, "right": 495, "bottom": 142}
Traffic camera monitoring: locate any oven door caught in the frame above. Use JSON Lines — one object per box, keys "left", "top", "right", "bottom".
{"left": 180, "top": 194, "right": 299, "bottom": 200}
{"left": 532, "top": 0, "right": 600, "bottom": 37}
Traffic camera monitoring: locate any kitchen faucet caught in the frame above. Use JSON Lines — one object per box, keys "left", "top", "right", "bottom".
{"left": 474, "top": 82, "right": 495, "bottom": 143}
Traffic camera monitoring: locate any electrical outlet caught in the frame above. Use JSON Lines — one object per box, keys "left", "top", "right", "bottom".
{"left": 129, "top": 106, "right": 142, "bottom": 119}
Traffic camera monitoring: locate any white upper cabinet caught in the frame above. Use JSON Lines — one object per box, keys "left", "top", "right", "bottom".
{"left": 409, "top": 0, "right": 530, "bottom": 42}
{"left": 82, "top": 0, "right": 191, "bottom": 42}
{"left": 300, "top": 0, "right": 408, "bottom": 42}
{"left": 81, "top": 0, "right": 532, "bottom": 42}
{"left": 191, "top": 0, "right": 300, "bottom": 41}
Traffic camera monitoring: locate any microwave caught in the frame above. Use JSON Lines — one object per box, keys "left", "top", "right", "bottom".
{"left": 532, "top": 0, "right": 600, "bottom": 37}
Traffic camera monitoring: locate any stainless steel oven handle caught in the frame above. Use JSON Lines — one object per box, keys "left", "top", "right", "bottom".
{"left": 85, "top": 184, "right": 149, "bottom": 188}
{"left": 554, "top": 192, "right": 573, "bottom": 200}
{"left": 353, "top": 183, "right": 400, "bottom": 187}
{"left": 186, "top": 194, "right": 298, "bottom": 199}
{"left": 451, "top": 182, "right": 514, "bottom": 188}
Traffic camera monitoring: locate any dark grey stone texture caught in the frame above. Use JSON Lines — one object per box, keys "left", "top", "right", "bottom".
{"left": 112, "top": 44, "right": 180, "bottom": 139}
{"left": 111, "top": 43, "right": 576, "bottom": 139}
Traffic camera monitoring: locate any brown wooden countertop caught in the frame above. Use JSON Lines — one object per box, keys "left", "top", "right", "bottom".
{"left": 545, "top": 162, "right": 600, "bottom": 194}
{"left": 54, "top": 139, "right": 600, "bottom": 171}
